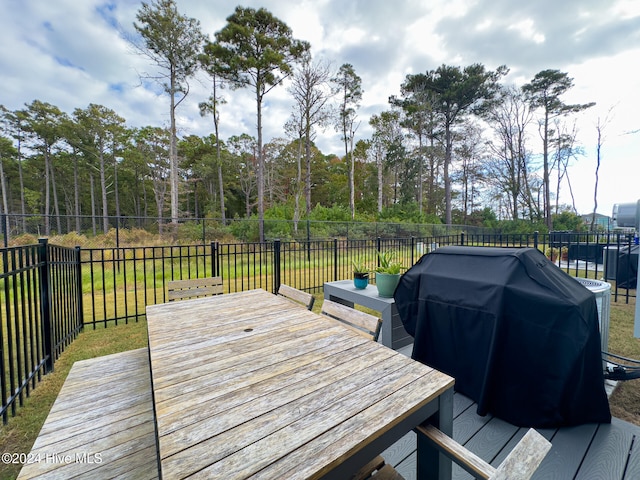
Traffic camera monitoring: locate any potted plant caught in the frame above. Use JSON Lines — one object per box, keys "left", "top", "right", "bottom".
{"left": 352, "top": 258, "right": 370, "bottom": 289}
{"left": 374, "top": 251, "right": 404, "bottom": 298}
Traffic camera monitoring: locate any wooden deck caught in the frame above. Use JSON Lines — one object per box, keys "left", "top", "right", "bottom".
{"left": 384, "top": 344, "right": 640, "bottom": 480}
{"left": 17, "top": 348, "right": 158, "bottom": 480}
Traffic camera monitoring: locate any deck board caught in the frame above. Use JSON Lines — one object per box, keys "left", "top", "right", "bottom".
{"left": 393, "top": 344, "right": 640, "bottom": 480}
{"left": 17, "top": 348, "right": 158, "bottom": 480}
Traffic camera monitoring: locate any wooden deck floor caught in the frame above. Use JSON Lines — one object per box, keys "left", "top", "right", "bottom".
{"left": 385, "top": 345, "right": 640, "bottom": 480}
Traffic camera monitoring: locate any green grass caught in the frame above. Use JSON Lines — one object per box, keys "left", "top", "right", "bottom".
{"left": 606, "top": 299, "right": 640, "bottom": 425}
{"left": 0, "top": 320, "right": 149, "bottom": 480}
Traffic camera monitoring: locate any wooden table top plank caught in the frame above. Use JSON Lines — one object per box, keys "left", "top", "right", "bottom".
{"left": 148, "top": 304, "right": 316, "bottom": 355}
{"left": 146, "top": 289, "right": 454, "bottom": 480}
{"left": 158, "top": 342, "right": 403, "bottom": 455}
{"left": 179, "top": 359, "right": 443, "bottom": 479}
{"left": 150, "top": 320, "right": 350, "bottom": 389}
{"left": 18, "top": 348, "right": 157, "bottom": 480}
{"left": 148, "top": 298, "right": 307, "bottom": 341}
{"left": 254, "top": 368, "right": 454, "bottom": 480}
{"left": 159, "top": 350, "right": 411, "bottom": 478}
{"left": 149, "top": 318, "right": 333, "bottom": 383}
{"left": 148, "top": 314, "right": 325, "bottom": 376}
{"left": 146, "top": 290, "right": 296, "bottom": 336}
{"left": 156, "top": 334, "right": 382, "bottom": 416}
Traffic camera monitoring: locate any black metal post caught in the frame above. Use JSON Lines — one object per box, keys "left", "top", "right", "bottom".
{"left": 273, "top": 239, "right": 281, "bottom": 294}
{"left": 75, "top": 246, "right": 84, "bottom": 332}
{"left": 38, "top": 238, "right": 54, "bottom": 373}
{"left": 307, "top": 219, "right": 311, "bottom": 262}
{"left": 2, "top": 213, "right": 7, "bottom": 248}
{"left": 211, "top": 241, "right": 219, "bottom": 277}
{"left": 333, "top": 238, "right": 338, "bottom": 281}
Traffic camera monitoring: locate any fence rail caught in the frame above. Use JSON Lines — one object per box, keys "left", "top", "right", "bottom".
{"left": 1, "top": 231, "right": 637, "bottom": 423}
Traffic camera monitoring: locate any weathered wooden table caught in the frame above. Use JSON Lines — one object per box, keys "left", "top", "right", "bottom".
{"left": 146, "top": 289, "right": 455, "bottom": 479}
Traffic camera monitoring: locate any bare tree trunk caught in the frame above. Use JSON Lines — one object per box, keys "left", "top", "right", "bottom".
{"left": 17, "top": 139, "right": 26, "bottom": 233}
{"left": 444, "top": 125, "right": 452, "bottom": 225}
{"left": 170, "top": 73, "right": 179, "bottom": 226}
{"left": 542, "top": 112, "right": 552, "bottom": 229}
{"left": 377, "top": 145, "right": 383, "bottom": 213}
{"left": 44, "top": 148, "right": 50, "bottom": 236}
{"left": 74, "top": 155, "right": 81, "bottom": 233}
{"left": 417, "top": 133, "right": 424, "bottom": 214}
{"left": 90, "top": 173, "right": 97, "bottom": 236}
{"left": 293, "top": 138, "right": 303, "bottom": 233}
{"left": 256, "top": 92, "right": 264, "bottom": 242}
{"left": 349, "top": 133, "right": 355, "bottom": 220}
{"left": 0, "top": 154, "right": 10, "bottom": 242}
{"left": 99, "top": 150, "right": 109, "bottom": 234}
{"left": 305, "top": 131, "right": 312, "bottom": 217}
{"left": 50, "top": 158, "right": 62, "bottom": 233}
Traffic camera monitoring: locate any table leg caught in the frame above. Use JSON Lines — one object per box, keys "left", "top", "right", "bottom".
{"left": 417, "top": 388, "right": 453, "bottom": 480}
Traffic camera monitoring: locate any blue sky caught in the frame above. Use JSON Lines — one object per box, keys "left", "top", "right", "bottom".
{"left": 1, "top": 0, "right": 639, "bottom": 216}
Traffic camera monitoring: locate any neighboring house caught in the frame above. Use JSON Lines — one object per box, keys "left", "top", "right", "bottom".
{"left": 580, "top": 213, "right": 611, "bottom": 230}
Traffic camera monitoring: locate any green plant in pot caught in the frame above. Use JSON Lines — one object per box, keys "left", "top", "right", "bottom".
{"left": 352, "top": 258, "right": 370, "bottom": 289}
{"left": 374, "top": 251, "right": 404, "bottom": 298}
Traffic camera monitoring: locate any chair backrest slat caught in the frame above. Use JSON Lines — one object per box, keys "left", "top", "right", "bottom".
{"left": 277, "top": 284, "right": 315, "bottom": 310}
{"left": 321, "top": 299, "right": 382, "bottom": 341}
{"left": 167, "top": 277, "right": 223, "bottom": 301}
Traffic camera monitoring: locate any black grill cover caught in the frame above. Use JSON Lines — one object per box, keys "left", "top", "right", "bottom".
{"left": 395, "top": 246, "right": 611, "bottom": 428}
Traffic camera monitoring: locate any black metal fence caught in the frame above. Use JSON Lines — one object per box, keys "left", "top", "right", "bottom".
{"left": 0, "top": 239, "right": 82, "bottom": 424}
{"left": 1, "top": 230, "right": 637, "bottom": 423}
{"left": 79, "top": 230, "right": 638, "bottom": 327}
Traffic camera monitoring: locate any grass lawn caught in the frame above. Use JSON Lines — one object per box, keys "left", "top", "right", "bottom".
{"left": 0, "top": 293, "right": 638, "bottom": 480}
{"left": 606, "top": 299, "right": 640, "bottom": 425}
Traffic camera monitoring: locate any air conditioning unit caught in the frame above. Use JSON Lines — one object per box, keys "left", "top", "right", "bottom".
{"left": 574, "top": 278, "right": 611, "bottom": 353}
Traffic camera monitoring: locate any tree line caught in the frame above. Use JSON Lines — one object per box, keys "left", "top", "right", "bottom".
{"left": 0, "top": 0, "right": 598, "bottom": 240}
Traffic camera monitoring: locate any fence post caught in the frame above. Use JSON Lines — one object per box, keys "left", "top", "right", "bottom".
{"left": 333, "top": 238, "right": 338, "bottom": 281}
{"left": 211, "top": 241, "right": 219, "bottom": 277}
{"left": 411, "top": 237, "right": 415, "bottom": 265}
{"left": 533, "top": 231, "right": 539, "bottom": 249}
{"left": 307, "top": 219, "right": 311, "bottom": 262}
{"left": 460, "top": 232, "right": 465, "bottom": 246}
{"left": 1, "top": 213, "right": 7, "bottom": 248}
{"left": 38, "top": 238, "right": 54, "bottom": 373}
{"left": 273, "top": 239, "right": 281, "bottom": 294}
{"left": 75, "top": 246, "right": 84, "bottom": 332}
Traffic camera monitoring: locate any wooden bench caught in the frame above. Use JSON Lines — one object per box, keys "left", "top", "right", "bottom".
{"left": 167, "top": 276, "right": 223, "bottom": 301}
{"left": 17, "top": 349, "right": 158, "bottom": 480}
